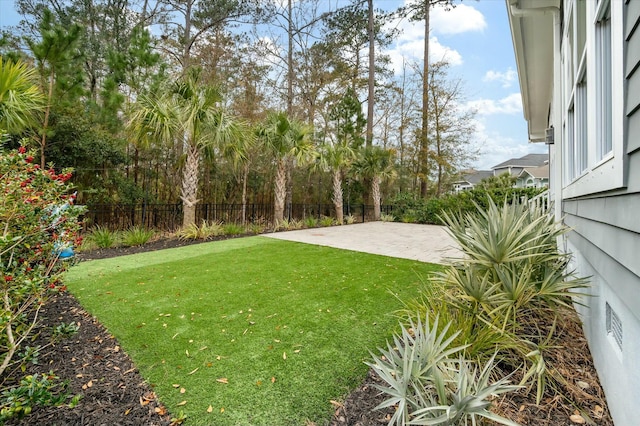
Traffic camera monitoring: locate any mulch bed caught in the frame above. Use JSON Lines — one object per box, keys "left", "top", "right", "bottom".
{"left": 2, "top": 237, "right": 615, "bottom": 425}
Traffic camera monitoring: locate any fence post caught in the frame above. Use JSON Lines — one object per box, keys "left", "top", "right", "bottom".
{"left": 362, "top": 204, "right": 365, "bottom": 223}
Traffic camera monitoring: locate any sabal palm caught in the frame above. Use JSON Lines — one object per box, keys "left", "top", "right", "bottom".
{"left": 354, "top": 146, "right": 395, "bottom": 221}
{"left": 0, "top": 58, "right": 44, "bottom": 134}
{"left": 127, "top": 71, "right": 244, "bottom": 227}
{"left": 316, "top": 142, "right": 355, "bottom": 224}
{"left": 220, "top": 122, "right": 254, "bottom": 224}
{"left": 259, "top": 112, "right": 314, "bottom": 224}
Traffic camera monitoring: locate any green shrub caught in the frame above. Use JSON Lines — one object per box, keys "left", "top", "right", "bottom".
{"left": 176, "top": 221, "right": 223, "bottom": 240}
{"left": 380, "top": 213, "right": 395, "bottom": 222}
{"left": 222, "top": 223, "right": 244, "bottom": 236}
{"left": 403, "top": 198, "right": 589, "bottom": 405}
{"left": 0, "top": 373, "right": 79, "bottom": 421}
{"left": 319, "top": 216, "right": 335, "bottom": 227}
{"left": 121, "top": 226, "right": 154, "bottom": 247}
{"left": 344, "top": 214, "right": 356, "bottom": 225}
{"left": 303, "top": 216, "right": 318, "bottom": 228}
{"left": 0, "top": 145, "right": 84, "bottom": 378}
{"left": 246, "top": 223, "right": 265, "bottom": 235}
{"left": 368, "top": 315, "right": 520, "bottom": 426}
{"left": 87, "top": 226, "right": 119, "bottom": 248}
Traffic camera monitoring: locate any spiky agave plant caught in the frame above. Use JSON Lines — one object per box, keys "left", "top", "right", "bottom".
{"left": 368, "top": 315, "right": 521, "bottom": 426}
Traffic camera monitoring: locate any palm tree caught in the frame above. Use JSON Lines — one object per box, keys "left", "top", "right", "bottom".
{"left": 354, "top": 146, "right": 395, "bottom": 221}
{"left": 258, "top": 112, "right": 314, "bottom": 224}
{"left": 220, "top": 121, "right": 254, "bottom": 224}
{"left": 316, "top": 142, "right": 355, "bottom": 224}
{"left": 0, "top": 58, "right": 45, "bottom": 135}
{"left": 127, "top": 70, "right": 245, "bottom": 227}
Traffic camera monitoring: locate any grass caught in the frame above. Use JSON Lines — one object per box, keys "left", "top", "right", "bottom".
{"left": 65, "top": 237, "right": 440, "bottom": 425}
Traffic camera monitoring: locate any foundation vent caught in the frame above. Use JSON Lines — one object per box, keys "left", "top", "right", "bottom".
{"left": 606, "top": 302, "right": 622, "bottom": 351}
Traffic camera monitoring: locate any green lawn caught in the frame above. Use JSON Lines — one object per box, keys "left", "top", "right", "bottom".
{"left": 66, "top": 237, "right": 440, "bottom": 425}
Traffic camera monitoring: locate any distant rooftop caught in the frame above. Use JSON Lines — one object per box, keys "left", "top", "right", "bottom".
{"left": 492, "top": 153, "right": 548, "bottom": 169}
{"left": 455, "top": 170, "right": 493, "bottom": 185}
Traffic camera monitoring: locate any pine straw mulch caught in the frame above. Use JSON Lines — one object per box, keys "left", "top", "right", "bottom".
{"left": 3, "top": 237, "right": 614, "bottom": 425}
{"left": 331, "top": 306, "right": 614, "bottom": 426}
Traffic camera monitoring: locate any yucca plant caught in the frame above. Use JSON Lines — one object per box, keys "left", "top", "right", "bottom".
{"left": 344, "top": 214, "right": 356, "bottom": 225}
{"left": 435, "top": 198, "right": 589, "bottom": 403}
{"left": 121, "top": 226, "right": 154, "bottom": 247}
{"left": 368, "top": 315, "right": 520, "bottom": 426}
{"left": 87, "top": 226, "right": 119, "bottom": 249}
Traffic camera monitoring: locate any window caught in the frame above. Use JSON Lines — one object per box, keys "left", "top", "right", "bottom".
{"left": 595, "top": 1, "right": 612, "bottom": 160}
{"left": 560, "top": 0, "right": 624, "bottom": 197}
{"left": 575, "top": 72, "right": 588, "bottom": 174}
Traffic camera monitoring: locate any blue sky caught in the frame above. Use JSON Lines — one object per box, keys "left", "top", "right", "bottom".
{"left": 0, "top": 0, "right": 547, "bottom": 169}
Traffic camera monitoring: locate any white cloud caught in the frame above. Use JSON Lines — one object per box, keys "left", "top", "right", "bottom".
{"left": 466, "top": 93, "right": 523, "bottom": 116}
{"left": 470, "top": 119, "right": 547, "bottom": 170}
{"left": 430, "top": 4, "right": 487, "bottom": 35}
{"left": 385, "top": 12, "right": 464, "bottom": 75}
{"left": 483, "top": 68, "right": 518, "bottom": 88}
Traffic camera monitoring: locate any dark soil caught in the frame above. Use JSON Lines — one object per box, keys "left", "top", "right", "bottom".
{"left": 3, "top": 237, "right": 615, "bottom": 425}
{"left": 4, "top": 290, "right": 171, "bottom": 426}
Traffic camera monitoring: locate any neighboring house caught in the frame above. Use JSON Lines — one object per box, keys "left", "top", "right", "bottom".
{"left": 452, "top": 170, "right": 493, "bottom": 192}
{"left": 516, "top": 164, "right": 549, "bottom": 188}
{"left": 491, "top": 153, "right": 548, "bottom": 178}
{"left": 507, "top": 1, "right": 639, "bottom": 425}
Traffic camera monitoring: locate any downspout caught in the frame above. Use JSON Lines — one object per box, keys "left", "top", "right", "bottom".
{"left": 509, "top": 1, "right": 563, "bottom": 224}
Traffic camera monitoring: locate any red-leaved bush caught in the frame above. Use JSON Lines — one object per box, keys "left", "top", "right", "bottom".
{"left": 0, "top": 143, "right": 84, "bottom": 376}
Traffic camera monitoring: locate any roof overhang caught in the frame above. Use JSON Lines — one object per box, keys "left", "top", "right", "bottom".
{"left": 506, "top": 0, "right": 558, "bottom": 142}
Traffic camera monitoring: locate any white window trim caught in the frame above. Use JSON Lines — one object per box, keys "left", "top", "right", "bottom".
{"left": 562, "top": 0, "right": 625, "bottom": 198}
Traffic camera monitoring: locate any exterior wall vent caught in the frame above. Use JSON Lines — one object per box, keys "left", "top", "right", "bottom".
{"left": 606, "top": 302, "right": 622, "bottom": 351}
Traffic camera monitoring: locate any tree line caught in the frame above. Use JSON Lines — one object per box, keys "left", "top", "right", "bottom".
{"left": 0, "top": 0, "right": 477, "bottom": 227}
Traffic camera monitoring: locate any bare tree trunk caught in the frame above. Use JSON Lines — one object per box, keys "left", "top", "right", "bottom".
{"left": 366, "top": 0, "right": 375, "bottom": 147}
{"left": 287, "top": 0, "right": 293, "bottom": 115}
{"left": 332, "top": 169, "right": 344, "bottom": 224}
{"left": 40, "top": 68, "right": 55, "bottom": 169}
{"left": 180, "top": 145, "right": 200, "bottom": 227}
{"left": 274, "top": 158, "right": 287, "bottom": 224}
{"left": 241, "top": 163, "right": 248, "bottom": 224}
{"left": 419, "top": 0, "right": 430, "bottom": 198}
{"left": 372, "top": 175, "right": 381, "bottom": 221}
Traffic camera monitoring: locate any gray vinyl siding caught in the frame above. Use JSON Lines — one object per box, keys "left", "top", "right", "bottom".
{"left": 627, "top": 0, "right": 640, "bottom": 155}
{"left": 560, "top": 3, "right": 640, "bottom": 425}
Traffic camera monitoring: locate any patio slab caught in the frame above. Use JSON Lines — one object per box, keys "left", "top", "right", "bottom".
{"left": 262, "top": 221, "right": 461, "bottom": 265}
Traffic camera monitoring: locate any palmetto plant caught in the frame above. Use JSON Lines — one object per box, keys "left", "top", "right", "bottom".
{"left": 433, "top": 198, "right": 589, "bottom": 403}
{"left": 368, "top": 315, "right": 520, "bottom": 426}
{"left": 0, "top": 57, "right": 45, "bottom": 134}
{"left": 353, "top": 146, "right": 396, "bottom": 221}
{"left": 315, "top": 141, "right": 356, "bottom": 224}
{"left": 127, "top": 69, "right": 245, "bottom": 227}
{"left": 258, "top": 112, "right": 314, "bottom": 225}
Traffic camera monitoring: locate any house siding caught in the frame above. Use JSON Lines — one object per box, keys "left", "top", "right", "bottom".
{"left": 562, "top": 2, "right": 640, "bottom": 424}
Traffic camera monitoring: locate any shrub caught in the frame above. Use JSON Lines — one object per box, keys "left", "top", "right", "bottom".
{"left": 87, "top": 226, "right": 119, "bottom": 248}
{"left": 0, "top": 144, "right": 84, "bottom": 377}
{"left": 401, "top": 199, "right": 589, "bottom": 405}
{"left": 303, "top": 216, "right": 318, "bottom": 228}
{"left": 222, "top": 223, "right": 244, "bottom": 236}
{"left": 344, "top": 214, "right": 356, "bottom": 225}
{"left": 176, "top": 220, "right": 223, "bottom": 240}
{"left": 368, "top": 315, "right": 520, "bottom": 426}
{"left": 0, "top": 372, "right": 81, "bottom": 421}
{"left": 121, "top": 226, "right": 154, "bottom": 247}
{"left": 246, "top": 223, "right": 265, "bottom": 235}
{"left": 380, "top": 213, "right": 395, "bottom": 222}
{"left": 319, "top": 216, "right": 335, "bottom": 227}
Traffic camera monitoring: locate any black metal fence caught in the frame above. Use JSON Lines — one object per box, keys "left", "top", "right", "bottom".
{"left": 83, "top": 202, "right": 394, "bottom": 230}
